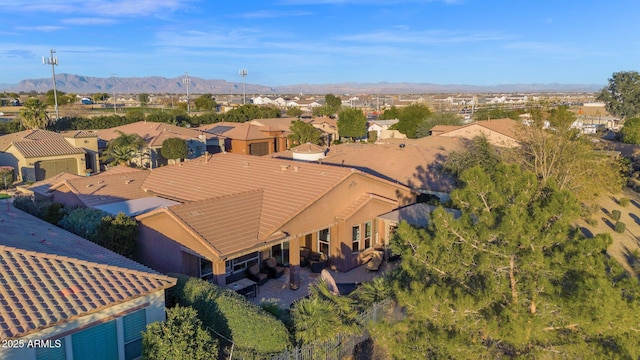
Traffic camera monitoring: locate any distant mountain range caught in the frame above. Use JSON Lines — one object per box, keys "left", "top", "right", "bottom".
{"left": 1, "top": 73, "right": 605, "bottom": 95}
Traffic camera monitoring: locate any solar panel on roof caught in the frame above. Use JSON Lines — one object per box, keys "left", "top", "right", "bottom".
{"left": 206, "top": 125, "right": 234, "bottom": 134}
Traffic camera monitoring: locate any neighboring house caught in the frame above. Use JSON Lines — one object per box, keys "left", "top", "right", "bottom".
{"left": 306, "top": 117, "right": 339, "bottom": 145}
{"left": 0, "top": 130, "right": 99, "bottom": 182}
{"left": 430, "top": 118, "right": 521, "bottom": 148}
{"left": 377, "top": 202, "right": 462, "bottom": 240}
{"left": 272, "top": 136, "right": 464, "bottom": 201}
{"left": 367, "top": 119, "right": 399, "bottom": 140}
{"left": 93, "top": 121, "right": 219, "bottom": 168}
{"left": 198, "top": 121, "right": 290, "bottom": 156}
{"left": 133, "top": 153, "right": 414, "bottom": 289}
{"left": 0, "top": 202, "right": 176, "bottom": 360}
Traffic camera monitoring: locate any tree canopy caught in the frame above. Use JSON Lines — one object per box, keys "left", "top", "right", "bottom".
{"left": 19, "top": 98, "right": 49, "bottom": 129}
{"left": 375, "top": 163, "right": 640, "bottom": 358}
{"left": 597, "top": 71, "right": 640, "bottom": 120}
{"left": 161, "top": 137, "right": 188, "bottom": 161}
{"left": 194, "top": 94, "right": 216, "bottom": 111}
{"left": 143, "top": 305, "right": 216, "bottom": 360}
{"left": 620, "top": 117, "right": 640, "bottom": 144}
{"left": 337, "top": 107, "right": 367, "bottom": 140}
{"left": 394, "top": 103, "right": 432, "bottom": 138}
{"left": 288, "top": 119, "right": 322, "bottom": 145}
{"left": 101, "top": 130, "right": 146, "bottom": 166}
{"left": 325, "top": 94, "right": 343, "bottom": 114}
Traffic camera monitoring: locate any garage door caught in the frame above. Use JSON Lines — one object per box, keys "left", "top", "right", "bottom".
{"left": 35, "top": 158, "right": 77, "bottom": 181}
{"left": 249, "top": 142, "right": 270, "bottom": 156}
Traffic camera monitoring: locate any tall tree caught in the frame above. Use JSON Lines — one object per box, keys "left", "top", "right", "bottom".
{"left": 379, "top": 105, "right": 400, "bottom": 120}
{"left": 337, "top": 107, "right": 367, "bottom": 141}
{"left": 286, "top": 106, "right": 303, "bottom": 118}
{"left": 620, "top": 117, "right": 640, "bottom": 144}
{"left": 101, "top": 130, "right": 146, "bottom": 166}
{"left": 138, "top": 93, "right": 150, "bottom": 107}
{"left": 325, "top": 94, "right": 343, "bottom": 113}
{"left": 161, "top": 137, "right": 188, "bottom": 162}
{"left": 19, "top": 98, "right": 49, "bottom": 129}
{"left": 375, "top": 164, "right": 640, "bottom": 359}
{"left": 395, "top": 103, "right": 432, "bottom": 138}
{"left": 597, "top": 71, "right": 640, "bottom": 120}
{"left": 288, "top": 119, "right": 322, "bottom": 145}
{"left": 415, "top": 111, "right": 463, "bottom": 138}
{"left": 194, "top": 94, "right": 216, "bottom": 111}
{"left": 143, "top": 305, "right": 217, "bottom": 360}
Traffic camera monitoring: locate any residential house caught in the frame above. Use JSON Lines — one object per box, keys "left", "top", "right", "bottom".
{"left": 367, "top": 119, "right": 400, "bottom": 140}
{"left": 0, "top": 130, "right": 98, "bottom": 182}
{"left": 198, "top": 121, "right": 290, "bottom": 156}
{"left": 134, "top": 153, "right": 414, "bottom": 288}
{"left": 306, "top": 117, "right": 339, "bottom": 145}
{"left": 430, "top": 118, "right": 521, "bottom": 148}
{"left": 93, "top": 121, "right": 218, "bottom": 168}
{"left": 0, "top": 202, "right": 176, "bottom": 360}
{"left": 272, "top": 136, "right": 464, "bottom": 201}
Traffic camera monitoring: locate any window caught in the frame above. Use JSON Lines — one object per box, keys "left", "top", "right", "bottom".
{"left": 272, "top": 242, "right": 290, "bottom": 265}
{"left": 36, "top": 342, "right": 66, "bottom": 360}
{"left": 72, "top": 320, "right": 118, "bottom": 360}
{"left": 200, "top": 258, "right": 213, "bottom": 279}
{"left": 225, "top": 252, "right": 259, "bottom": 275}
{"left": 364, "top": 221, "right": 372, "bottom": 249}
{"left": 318, "top": 228, "right": 330, "bottom": 258}
{"left": 352, "top": 225, "right": 361, "bottom": 252}
{"left": 123, "top": 309, "right": 146, "bottom": 360}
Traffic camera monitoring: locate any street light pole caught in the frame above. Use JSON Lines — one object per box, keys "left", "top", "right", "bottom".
{"left": 239, "top": 69, "right": 248, "bottom": 105}
{"left": 183, "top": 72, "right": 191, "bottom": 114}
{"left": 42, "top": 49, "right": 59, "bottom": 120}
{"left": 110, "top": 73, "right": 117, "bottom": 114}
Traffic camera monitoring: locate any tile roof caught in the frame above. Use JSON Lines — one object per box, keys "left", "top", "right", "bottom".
{"left": 166, "top": 190, "right": 264, "bottom": 256}
{"left": 291, "top": 143, "right": 326, "bottom": 154}
{"left": 140, "top": 153, "right": 358, "bottom": 243}
{"left": 198, "top": 122, "right": 276, "bottom": 140}
{"left": 0, "top": 207, "right": 175, "bottom": 339}
{"left": 12, "top": 139, "right": 86, "bottom": 158}
{"left": 248, "top": 117, "right": 298, "bottom": 132}
{"left": 92, "top": 121, "right": 210, "bottom": 148}
{"left": 0, "top": 130, "right": 67, "bottom": 152}
{"left": 62, "top": 130, "right": 98, "bottom": 139}
{"left": 52, "top": 170, "right": 151, "bottom": 207}
{"left": 273, "top": 137, "right": 463, "bottom": 192}
{"left": 21, "top": 172, "right": 83, "bottom": 198}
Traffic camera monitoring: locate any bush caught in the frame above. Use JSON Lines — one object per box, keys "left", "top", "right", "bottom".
{"left": 620, "top": 197, "right": 631, "bottom": 207}
{"left": 94, "top": 213, "right": 138, "bottom": 258}
{"left": 610, "top": 209, "right": 622, "bottom": 221}
{"left": 168, "top": 274, "right": 291, "bottom": 358}
{"left": 143, "top": 305, "right": 217, "bottom": 360}
{"left": 615, "top": 221, "right": 626, "bottom": 233}
{"left": 586, "top": 218, "right": 599, "bottom": 226}
{"left": 58, "top": 207, "right": 106, "bottom": 239}
{"left": 13, "top": 195, "right": 65, "bottom": 222}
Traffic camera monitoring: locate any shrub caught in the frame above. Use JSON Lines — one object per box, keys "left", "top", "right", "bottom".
{"left": 615, "top": 221, "right": 626, "bottom": 233}
{"left": 610, "top": 209, "right": 622, "bottom": 221}
{"left": 586, "top": 218, "right": 598, "bottom": 226}
{"left": 13, "top": 195, "right": 64, "bottom": 222}
{"left": 58, "top": 207, "right": 106, "bottom": 239}
{"left": 168, "top": 274, "right": 291, "bottom": 358}
{"left": 620, "top": 197, "right": 631, "bottom": 207}
{"left": 143, "top": 305, "right": 216, "bottom": 360}
{"left": 94, "top": 213, "right": 138, "bottom": 258}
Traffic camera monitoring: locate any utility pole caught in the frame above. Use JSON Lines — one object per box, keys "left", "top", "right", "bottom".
{"left": 110, "top": 73, "right": 117, "bottom": 114}
{"left": 42, "top": 49, "right": 59, "bottom": 120}
{"left": 239, "top": 69, "right": 248, "bottom": 105}
{"left": 183, "top": 72, "right": 191, "bottom": 114}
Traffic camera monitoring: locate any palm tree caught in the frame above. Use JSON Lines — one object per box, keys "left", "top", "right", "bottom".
{"left": 19, "top": 98, "right": 49, "bottom": 129}
{"left": 291, "top": 281, "right": 361, "bottom": 346}
{"left": 101, "top": 130, "right": 146, "bottom": 166}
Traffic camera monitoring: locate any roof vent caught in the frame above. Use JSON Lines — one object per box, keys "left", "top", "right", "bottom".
{"left": 293, "top": 166, "right": 299, "bottom": 172}
{"left": 86, "top": 184, "right": 93, "bottom": 188}
{"left": 280, "top": 164, "right": 289, "bottom": 171}
{"left": 125, "top": 179, "right": 133, "bottom": 184}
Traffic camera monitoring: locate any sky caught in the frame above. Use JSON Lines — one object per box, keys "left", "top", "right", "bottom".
{"left": 1, "top": 0, "right": 639, "bottom": 86}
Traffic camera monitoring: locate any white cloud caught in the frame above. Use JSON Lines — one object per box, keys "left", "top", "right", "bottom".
{"left": 5, "top": 0, "right": 195, "bottom": 18}
{"left": 236, "top": 10, "right": 314, "bottom": 18}
{"left": 338, "top": 29, "right": 509, "bottom": 44}
{"left": 16, "top": 25, "right": 63, "bottom": 32}
{"left": 61, "top": 18, "right": 119, "bottom": 25}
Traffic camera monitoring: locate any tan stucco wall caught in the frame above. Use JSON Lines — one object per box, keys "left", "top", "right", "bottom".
{"left": 5, "top": 147, "right": 85, "bottom": 181}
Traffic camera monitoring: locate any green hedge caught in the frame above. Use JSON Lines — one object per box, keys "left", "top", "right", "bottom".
{"left": 615, "top": 221, "right": 626, "bottom": 233}
{"left": 168, "top": 274, "right": 291, "bottom": 358}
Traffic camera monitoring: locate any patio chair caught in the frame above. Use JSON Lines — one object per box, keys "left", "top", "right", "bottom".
{"left": 309, "top": 253, "right": 327, "bottom": 273}
{"left": 247, "top": 264, "right": 268, "bottom": 285}
{"left": 300, "top": 247, "right": 312, "bottom": 267}
{"left": 366, "top": 249, "right": 384, "bottom": 271}
{"left": 264, "top": 257, "right": 285, "bottom": 278}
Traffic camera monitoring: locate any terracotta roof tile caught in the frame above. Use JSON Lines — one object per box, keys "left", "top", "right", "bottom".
{"left": 58, "top": 171, "right": 151, "bottom": 207}
{"left": 198, "top": 122, "right": 276, "bottom": 140}
{"left": 22, "top": 172, "right": 83, "bottom": 197}
{"left": 0, "top": 130, "right": 70, "bottom": 152}
{"left": 11, "top": 139, "right": 86, "bottom": 158}
{"left": 62, "top": 130, "right": 97, "bottom": 138}
{"left": 92, "top": 121, "right": 211, "bottom": 147}
{"left": 168, "top": 190, "right": 264, "bottom": 256}
{"left": 142, "top": 153, "right": 354, "bottom": 239}
{"left": 0, "top": 208, "right": 175, "bottom": 339}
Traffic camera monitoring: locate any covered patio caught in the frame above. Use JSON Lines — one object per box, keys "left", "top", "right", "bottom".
{"left": 249, "top": 258, "right": 398, "bottom": 308}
